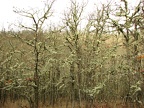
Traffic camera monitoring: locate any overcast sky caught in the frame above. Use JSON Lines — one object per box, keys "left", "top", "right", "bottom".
{"left": 0, "top": 0, "right": 140, "bottom": 30}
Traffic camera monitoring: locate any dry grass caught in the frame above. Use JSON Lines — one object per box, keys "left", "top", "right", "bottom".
{"left": 0, "top": 100, "right": 29, "bottom": 108}
{"left": 1, "top": 99, "right": 144, "bottom": 108}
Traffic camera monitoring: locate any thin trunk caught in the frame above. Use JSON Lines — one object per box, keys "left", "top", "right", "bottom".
{"left": 34, "top": 31, "right": 39, "bottom": 108}
{"left": 70, "top": 62, "right": 75, "bottom": 108}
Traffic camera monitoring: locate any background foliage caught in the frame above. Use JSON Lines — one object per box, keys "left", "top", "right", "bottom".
{"left": 0, "top": 0, "right": 144, "bottom": 108}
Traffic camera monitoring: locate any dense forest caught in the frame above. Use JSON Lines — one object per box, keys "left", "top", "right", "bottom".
{"left": 0, "top": 0, "right": 144, "bottom": 108}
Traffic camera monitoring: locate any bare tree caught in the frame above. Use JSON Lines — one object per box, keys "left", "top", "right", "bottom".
{"left": 13, "top": 1, "right": 55, "bottom": 108}
{"left": 63, "top": 0, "right": 87, "bottom": 107}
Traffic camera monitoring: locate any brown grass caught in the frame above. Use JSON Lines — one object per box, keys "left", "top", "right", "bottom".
{"left": 1, "top": 99, "right": 144, "bottom": 108}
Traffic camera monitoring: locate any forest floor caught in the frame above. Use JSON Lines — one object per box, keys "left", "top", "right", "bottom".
{"left": 1, "top": 99, "right": 144, "bottom": 108}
